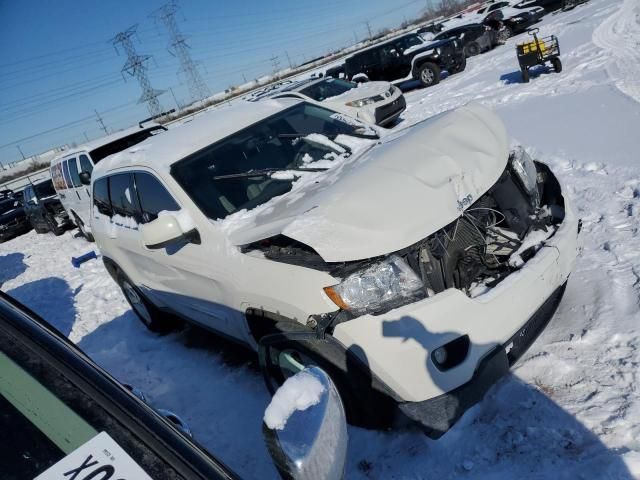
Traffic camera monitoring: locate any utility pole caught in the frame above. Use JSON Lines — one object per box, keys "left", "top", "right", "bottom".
{"left": 365, "top": 21, "right": 373, "bottom": 39}
{"left": 94, "top": 110, "right": 109, "bottom": 135}
{"left": 269, "top": 55, "right": 281, "bottom": 75}
{"left": 169, "top": 87, "right": 181, "bottom": 109}
{"left": 83, "top": 132, "right": 90, "bottom": 142}
{"left": 242, "top": 73, "right": 247, "bottom": 84}
{"left": 353, "top": 31, "right": 359, "bottom": 44}
{"left": 152, "top": 2, "right": 210, "bottom": 103}
{"left": 16, "top": 145, "right": 26, "bottom": 160}
{"left": 111, "top": 25, "right": 165, "bottom": 117}
{"left": 284, "top": 51, "right": 293, "bottom": 69}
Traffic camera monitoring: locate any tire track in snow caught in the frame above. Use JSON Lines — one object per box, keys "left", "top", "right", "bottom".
{"left": 592, "top": 0, "right": 640, "bottom": 103}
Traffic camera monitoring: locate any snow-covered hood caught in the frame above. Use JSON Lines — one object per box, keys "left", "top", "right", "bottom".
{"left": 226, "top": 103, "right": 509, "bottom": 262}
{"left": 325, "top": 81, "right": 393, "bottom": 104}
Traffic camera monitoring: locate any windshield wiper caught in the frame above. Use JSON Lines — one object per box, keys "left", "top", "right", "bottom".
{"left": 212, "top": 167, "right": 328, "bottom": 180}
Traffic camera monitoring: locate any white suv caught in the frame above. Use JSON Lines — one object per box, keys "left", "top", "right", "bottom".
{"left": 90, "top": 99, "right": 580, "bottom": 437}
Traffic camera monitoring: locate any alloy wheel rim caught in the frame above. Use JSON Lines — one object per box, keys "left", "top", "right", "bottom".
{"left": 421, "top": 68, "right": 434, "bottom": 83}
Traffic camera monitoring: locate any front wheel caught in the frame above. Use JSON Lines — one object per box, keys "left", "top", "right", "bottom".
{"left": 450, "top": 55, "right": 467, "bottom": 74}
{"left": 117, "top": 272, "right": 180, "bottom": 334}
{"left": 416, "top": 62, "right": 441, "bottom": 87}
{"left": 551, "top": 57, "right": 562, "bottom": 73}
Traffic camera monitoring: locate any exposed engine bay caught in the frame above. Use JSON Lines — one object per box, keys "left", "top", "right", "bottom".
{"left": 242, "top": 149, "right": 566, "bottom": 309}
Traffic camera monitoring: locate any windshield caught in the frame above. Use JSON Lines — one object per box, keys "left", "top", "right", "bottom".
{"left": 172, "top": 102, "right": 374, "bottom": 220}
{"left": 298, "top": 78, "right": 357, "bottom": 101}
{"left": 0, "top": 199, "right": 19, "bottom": 215}
{"left": 89, "top": 126, "right": 166, "bottom": 163}
{"left": 394, "top": 34, "right": 424, "bottom": 53}
{"left": 34, "top": 180, "right": 56, "bottom": 199}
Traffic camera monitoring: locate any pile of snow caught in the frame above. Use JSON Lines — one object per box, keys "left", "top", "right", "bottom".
{"left": 263, "top": 370, "right": 326, "bottom": 430}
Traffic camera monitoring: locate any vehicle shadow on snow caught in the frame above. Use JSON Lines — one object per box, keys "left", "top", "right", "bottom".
{"left": 5, "top": 277, "right": 78, "bottom": 337}
{"left": 0, "top": 252, "right": 27, "bottom": 286}
{"left": 345, "top": 314, "right": 635, "bottom": 479}
{"left": 77, "top": 312, "right": 279, "bottom": 479}
{"left": 500, "top": 65, "right": 554, "bottom": 84}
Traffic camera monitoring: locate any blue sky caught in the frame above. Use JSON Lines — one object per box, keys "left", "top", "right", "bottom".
{"left": 0, "top": 0, "right": 428, "bottom": 166}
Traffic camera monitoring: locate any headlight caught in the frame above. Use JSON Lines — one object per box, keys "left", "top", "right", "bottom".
{"left": 511, "top": 16, "right": 525, "bottom": 21}
{"left": 346, "top": 95, "right": 384, "bottom": 107}
{"left": 510, "top": 147, "right": 540, "bottom": 208}
{"left": 435, "top": 47, "right": 442, "bottom": 55}
{"left": 324, "top": 255, "right": 424, "bottom": 315}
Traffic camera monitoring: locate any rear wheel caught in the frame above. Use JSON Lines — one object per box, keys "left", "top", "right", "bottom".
{"left": 73, "top": 213, "right": 94, "bottom": 242}
{"left": 417, "top": 62, "right": 441, "bottom": 87}
{"left": 464, "top": 41, "right": 481, "bottom": 57}
{"left": 521, "top": 67, "right": 530, "bottom": 83}
{"left": 551, "top": 57, "right": 562, "bottom": 73}
{"left": 117, "top": 272, "right": 180, "bottom": 334}
{"left": 450, "top": 55, "right": 467, "bottom": 74}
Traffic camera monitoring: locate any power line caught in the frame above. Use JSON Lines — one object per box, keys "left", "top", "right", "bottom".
{"left": 152, "top": 1, "right": 210, "bottom": 103}
{"left": 95, "top": 110, "right": 109, "bottom": 135}
{"left": 111, "top": 25, "right": 165, "bottom": 117}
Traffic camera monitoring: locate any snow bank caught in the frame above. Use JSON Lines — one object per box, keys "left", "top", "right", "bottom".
{"left": 263, "top": 370, "right": 325, "bottom": 430}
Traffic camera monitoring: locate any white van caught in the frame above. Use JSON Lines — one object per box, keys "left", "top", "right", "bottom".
{"left": 50, "top": 124, "right": 165, "bottom": 240}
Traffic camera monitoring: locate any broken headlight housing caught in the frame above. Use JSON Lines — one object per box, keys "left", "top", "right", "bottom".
{"left": 510, "top": 146, "right": 540, "bottom": 208}
{"left": 324, "top": 255, "right": 424, "bottom": 315}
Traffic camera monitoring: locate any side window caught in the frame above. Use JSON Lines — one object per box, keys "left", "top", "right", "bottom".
{"left": 134, "top": 173, "right": 179, "bottom": 224}
{"left": 24, "top": 187, "right": 36, "bottom": 205}
{"left": 51, "top": 164, "right": 66, "bottom": 191}
{"left": 93, "top": 178, "right": 111, "bottom": 216}
{"left": 62, "top": 160, "right": 73, "bottom": 189}
{"left": 78, "top": 154, "right": 93, "bottom": 174}
{"left": 108, "top": 173, "right": 138, "bottom": 219}
{"left": 67, "top": 158, "right": 82, "bottom": 187}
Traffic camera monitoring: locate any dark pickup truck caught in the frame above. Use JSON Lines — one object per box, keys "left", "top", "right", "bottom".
{"left": 0, "top": 195, "right": 31, "bottom": 242}
{"left": 22, "top": 179, "right": 71, "bottom": 235}
{"left": 340, "top": 33, "right": 466, "bottom": 88}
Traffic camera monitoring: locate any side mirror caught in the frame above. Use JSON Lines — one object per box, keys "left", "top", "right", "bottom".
{"left": 79, "top": 171, "right": 91, "bottom": 185}
{"left": 263, "top": 367, "right": 348, "bottom": 480}
{"left": 351, "top": 73, "right": 369, "bottom": 84}
{"left": 141, "top": 214, "right": 200, "bottom": 249}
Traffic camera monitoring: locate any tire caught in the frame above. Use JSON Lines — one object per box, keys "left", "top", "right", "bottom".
{"left": 464, "top": 41, "right": 481, "bottom": 57}
{"left": 551, "top": 57, "right": 562, "bottom": 73}
{"left": 117, "top": 271, "right": 180, "bottom": 334}
{"left": 416, "top": 62, "right": 441, "bottom": 87}
{"left": 73, "top": 212, "right": 94, "bottom": 242}
{"left": 498, "top": 26, "right": 513, "bottom": 43}
{"left": 450, "top": 55, "right": 467, "bottom": 74}
{"left": 46, "top": 214, "right": 65, "bottom": 236}
{"left": 522, "top": 68, "right": 530, "bottom": 83}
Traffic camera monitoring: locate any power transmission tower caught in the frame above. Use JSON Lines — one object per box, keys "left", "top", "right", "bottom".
{"left": 94, "top": 110, "right": 109, "bottom": 135}
{"left": 270, "top": 55, "right": 281, "bottom": 75}
{"left": 365, "top": 21, "right": 373, "bottom": 39}
{"left": 111, "top": 25, "right": 165, "bottom": 117}
{"left": 153, "top": 2, "right": 210, "bottom": 103}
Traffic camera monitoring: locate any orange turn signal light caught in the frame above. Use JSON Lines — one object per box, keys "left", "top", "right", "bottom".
{"left": 323, "top": 286, "right": 350, "bottom": 311}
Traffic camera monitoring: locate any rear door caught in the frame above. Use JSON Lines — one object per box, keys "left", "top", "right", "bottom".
{"left": 68, "top": 155, "right": 93, "bottom": 227}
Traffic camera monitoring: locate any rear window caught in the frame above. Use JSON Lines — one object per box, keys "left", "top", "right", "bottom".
{"left": 298, "top": 79, "right": 356, "bottom": 101}
{"left": 134, "top": 173, "right": 179, "bottom": 223}
{"left": 51, "top": 163, "right": 66, "bottom": 191}
{"left": 93, "top": 178, "right": 111, "bottom": 216}
{"left": 34, "top": 180, "right": 56, "bottom": 199}
{"left": 89, "top": 127, "right": 165, "bottom": 164}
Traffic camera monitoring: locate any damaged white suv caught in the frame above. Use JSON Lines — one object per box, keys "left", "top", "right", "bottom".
{"left": 90, "top": 99, "right": 580, "bottom": 437}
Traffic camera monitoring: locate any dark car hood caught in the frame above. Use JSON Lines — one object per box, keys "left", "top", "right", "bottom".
{"left": 409, "top": 38, "right": 455, "bottom": 55}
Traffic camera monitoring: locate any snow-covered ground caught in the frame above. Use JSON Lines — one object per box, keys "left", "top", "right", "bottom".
{"left": 2, "top": 0, "right": 640, "bottom": 477}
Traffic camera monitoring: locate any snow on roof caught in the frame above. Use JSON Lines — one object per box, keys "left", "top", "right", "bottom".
{"left": 93, "top": 97, "right": 302, "bottom": 177}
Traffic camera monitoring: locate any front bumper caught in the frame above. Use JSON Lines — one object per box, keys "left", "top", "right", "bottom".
{"left": 373, "top": 95, "right": 406, "bottom": 126}
{"left": 331, "top": 170, "right": 579, "bottom": 430}
{"left": 398, "top": 282, "right": 566, "bottom": 438}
